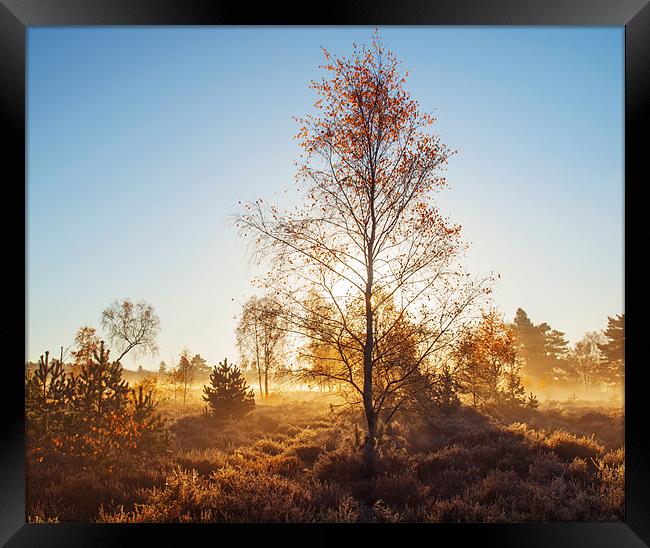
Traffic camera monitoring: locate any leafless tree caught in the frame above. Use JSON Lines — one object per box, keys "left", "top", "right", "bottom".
{"left": 572, "top": 331, "right": 607, "bottom": 392}
{"left": 101, "top": 299, "right": 160, "bottom": 364}
{"left": 236, "top": 294, "right": 288, "bottom": 400}
{"left": 176, "top": 348, "right": 198, "bottom": 405}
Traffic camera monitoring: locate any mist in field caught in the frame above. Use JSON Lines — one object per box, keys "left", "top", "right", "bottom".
{"left": 25, "top": 302, "right": 625, "bottom": 523}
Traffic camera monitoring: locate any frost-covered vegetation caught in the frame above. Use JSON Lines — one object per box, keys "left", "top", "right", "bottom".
{"left": 26, "top": 384, "right": 623, "bottom": 523}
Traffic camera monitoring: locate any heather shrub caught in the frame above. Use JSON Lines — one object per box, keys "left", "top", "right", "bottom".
{"left": 369, "top": 473, "right": 428, "bottom": 507}
{"left": 566, "top": 457, "right": 590, "bottom": 482}
{"left": 431, "top": 466, "right": 482, "bottom": 500}
{"left": 527, "top": 450, "right": 566, "bottom": 483}
{"left": 27, "top": 453, "right": 172, "bottom": 522}
{"left": 28, "top": 388, "right": 625, "bottom": 523}
{"left": 594, "top": 447, "right": 625, "bottom": 519}
{"left": 543, "top": 431, "right": 603, "bottom": 462}
{"left": 428, "top": 497, "right": 492, "bottom": 522}
{"left": 27, "top": 514, "right": 60, "bottom": 523}
{"left": 253, "top": 437, "right": 286, "bottom": 456}
{"left": 277, "top": 423, "right": 302, "bottom": 437}
{"left": 260, "top": 454, "right": 304, "bottom": 477}
{"left": 100, "top": 466, "right": 315, "bottom": 522}
{"left": 417, "top": 445, "right": 466, "bottom": 479}
{"left": 311, "top": 480, "right": 353, "bottom": 509}
{"left": 256, "top": 414, "right": 280, "bottom": 432}
{"left": 319, "top": 495, "right": 360, "bottom": 522}
{"left": 175, "top": 448, "right": 228, "bottom": 477}
{"left": 503, "top": 406, "right": 623, "bottom": 451}
{"left": 170, "top": 414, "right": 224, "bottom": 450}
{"left": 472, "top": 470, "right": 526, "bottom": 506}
{"left": 291, "top": 444, "right": 323, "bottom": 465}
{"left": 369, "top": 499, "right": 402, "bottom": 522}
{"left": 313, "top": 442, "right": 365, "bottom": 484}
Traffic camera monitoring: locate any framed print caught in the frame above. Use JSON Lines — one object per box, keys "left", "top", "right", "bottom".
{"left": 1, "top": 0, "right": 647, "bottom": 546}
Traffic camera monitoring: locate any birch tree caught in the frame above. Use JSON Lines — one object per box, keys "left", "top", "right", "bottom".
{"left": 238, "top": 33, "right": 490, "bottom": 468}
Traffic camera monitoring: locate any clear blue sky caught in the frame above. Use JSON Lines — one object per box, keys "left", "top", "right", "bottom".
{"left": 27, "top": 27, "right": 624, "bottom": 369}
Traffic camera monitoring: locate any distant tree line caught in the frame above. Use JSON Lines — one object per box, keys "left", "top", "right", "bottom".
{"left": 513, "top": 308, "right": 624, "bottom": 395}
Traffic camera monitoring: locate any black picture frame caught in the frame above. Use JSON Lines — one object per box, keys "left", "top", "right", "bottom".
{"left": 1, "top": 1, "right": 646, "bottom": 546}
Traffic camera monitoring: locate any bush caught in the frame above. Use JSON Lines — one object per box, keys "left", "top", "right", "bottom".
{"left": 253, "top": 438, "right": 286, "bottom": 456}
{"left": 594, "top": 447, "right": 625, "bottom": 519}
{"left": 429, "top": 497, "right": 493, "bottom": 523}
{"left": 292, "top": 444, "right": 323, "bottom": 465}
{"left": 100, "top": 466, "right": 315, "bottom": 522}
{"left": 543, "top": 431, "right": 603, "bottom": 462}
{"left": 27, "top": 453, "right": 172, "bottom": 522}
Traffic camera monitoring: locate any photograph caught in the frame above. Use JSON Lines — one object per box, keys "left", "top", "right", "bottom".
{"left": 25, "top": 25, "right": 625, "bottom": 524}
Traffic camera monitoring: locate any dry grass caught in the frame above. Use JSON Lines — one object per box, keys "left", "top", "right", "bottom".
{"left": 26, "top": 390, "right": 624, "bottom": 523}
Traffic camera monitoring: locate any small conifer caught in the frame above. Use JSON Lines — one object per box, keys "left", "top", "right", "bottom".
{"left": 202, "top": 358, "right": 255, "bottom": 419}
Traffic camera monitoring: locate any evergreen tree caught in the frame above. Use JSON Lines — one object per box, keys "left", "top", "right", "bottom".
{"left": 538, "top": 323, "right": 574, "bottom": 382}
{"left": 513, "top": 308, "right": 574, "bottom": 385}
{"left": 598, "top": 314, "right": 624, "bottom": 385}
{"left": 501, "top": 362, "right": 527, "bottom": 405}
{"left": 26, "top": 340, "right": 169, "bottom": 460}
{"left": 25, "top": 350, "right": 76, "bottom": 439}
{"left": 454, "top": 330, "right": 484, "bottom": 406}
{"left": 192, "top": 354, "right": 212, "bottom": 382}
{"left": 76, "top": 341, "right": 130, "bottom": 419}
{"left": 202, "top": 358, "right": 255, "bottom": 419}
{"left": 513, "top": 309, "right": 545, "bottom": 377}
{"left": 130, "top": 384, "right": 169, "bottom": 450}
{"left": 541, "top": 325, "right": 569, "bottom": 357}
{"left": 525, "top": 392, "right": 540, "bottom": 409}
{"left": 429, "top": 364, "right": 461, "bottom": 411}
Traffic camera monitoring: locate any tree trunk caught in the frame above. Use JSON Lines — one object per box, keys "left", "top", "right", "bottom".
{"left": 362, "top": 279, "right": 377, "bottom": 475}
{"left": 42, "top": 353, "right": 49, "bottom": 434}
{"left": 254, "top": 327, "right": 263, "bottom": 399}
{"left": 363, "top": 183, "right": 378, "bottom": 476}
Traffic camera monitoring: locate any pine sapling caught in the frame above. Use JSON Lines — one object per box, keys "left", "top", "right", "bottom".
{"left": 202, "top": 358, "right": 255, "bottom": 420}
